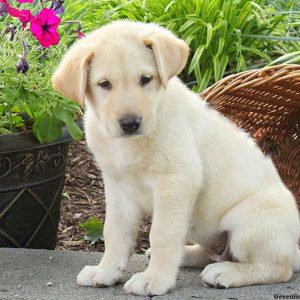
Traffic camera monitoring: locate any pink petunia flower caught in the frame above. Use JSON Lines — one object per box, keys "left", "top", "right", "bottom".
{"left": 7, "top": 7, "right": 33, "bottom": 28}
{"left": 17, "top": 0, "right": 34, "bottom": 3}
{"left": 30, "top": 8, "right": 61, "bottom": 48}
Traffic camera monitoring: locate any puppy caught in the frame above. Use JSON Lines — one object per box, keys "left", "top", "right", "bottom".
{"left": 52, "top": 21, "right": 300, "bottom": 296}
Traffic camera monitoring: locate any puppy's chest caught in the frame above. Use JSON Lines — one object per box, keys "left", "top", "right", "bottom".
{"left": 95, "top": 139, "right": 155, "bottom": 177}
{"left": 93, "top": 141, "right": 155, "bottom": 212}
{"left": 104, "top": 154, "right": 148, "bottom": 180}
{"left": 121, "top": 175, "right": 154, "bottom": 213}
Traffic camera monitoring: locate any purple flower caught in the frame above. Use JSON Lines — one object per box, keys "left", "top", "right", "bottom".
{"left": 16, "top": 41, "right": 29, "bottom": 74}
{"left": 0, "top": 3, "right": 7, "bottom": 16}
{"left": 0, "top": 0, "right": 8, "bottom": 16}
{"left": 50, "top": 0, "right": 64, "bottom": 15}
{"left": 16, "top": 56, "right": 29, "bottom": 74}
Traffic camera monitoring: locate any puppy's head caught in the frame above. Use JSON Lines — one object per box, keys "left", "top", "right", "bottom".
{"left": 52, "top": 21, "right": 189, "bottom": 138}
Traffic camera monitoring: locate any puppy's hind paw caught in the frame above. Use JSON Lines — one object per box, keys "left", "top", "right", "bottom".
{"left": 200, "top": 262, "right": 238, "bottom": 289}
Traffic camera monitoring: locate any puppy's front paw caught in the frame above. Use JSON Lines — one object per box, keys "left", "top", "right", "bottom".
{"left": 123, "top": 270, "right": 175, "bottom": 296}
{"left": 77, "top": 265, "right": 123, "bottom": 287}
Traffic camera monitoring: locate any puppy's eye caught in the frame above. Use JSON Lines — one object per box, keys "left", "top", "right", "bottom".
{"left": 140, "top": 75, "right": 152, "bottom": 86}
{"left": 98, "top": 80, "right": 112, "bottom": 90}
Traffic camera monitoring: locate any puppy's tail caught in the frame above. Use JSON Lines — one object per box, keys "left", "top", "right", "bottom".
{"left": 292, "top": 247, "right": 300, "bottom": 272}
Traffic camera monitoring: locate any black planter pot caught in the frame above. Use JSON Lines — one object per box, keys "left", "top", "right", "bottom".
{"left": 0, "top": 128, "right": 71, "bottom": 249}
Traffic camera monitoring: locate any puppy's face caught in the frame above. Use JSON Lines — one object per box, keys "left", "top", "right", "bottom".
{"left": 52, "top": 21, "right": 189, "bottom": 138}
{"left": 88, "top": 38, "right": 162, "bottom": 137}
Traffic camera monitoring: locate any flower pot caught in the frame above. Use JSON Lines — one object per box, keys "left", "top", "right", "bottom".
{"left": 0, "top": 128, "right": 71, "bottom": 249}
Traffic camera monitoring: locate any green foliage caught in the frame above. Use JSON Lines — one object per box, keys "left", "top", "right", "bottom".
{"left": 0, "top": 12, "right": 83, "bottom": 143}
{"left": 80, "top": 217, "right": 104, "bottom": 245}
{"left": 65, "top": 0, "right": 300, "bottom": 92}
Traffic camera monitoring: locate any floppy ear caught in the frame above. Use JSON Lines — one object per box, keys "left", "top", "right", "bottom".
{"left": 144, "top": 32, "right": 189, "bottom": 88}
{"left": 52, "top": 43, "right": 94, "bottom": 107}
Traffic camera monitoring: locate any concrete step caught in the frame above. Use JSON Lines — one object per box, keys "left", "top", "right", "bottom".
{"left": 0, "top": 248, "right": 299, "bottom": 299}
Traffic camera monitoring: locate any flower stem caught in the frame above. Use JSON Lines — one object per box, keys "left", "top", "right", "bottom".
{"left": 21, "top": 41, "right": 28, "bottom": 58}
{"left": 8, "top": 105, "right": 13, "bottom": 132}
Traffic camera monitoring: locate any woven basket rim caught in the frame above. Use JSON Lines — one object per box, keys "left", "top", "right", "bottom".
{"left": 200, "top": 64, "right": 300, "bottom": 101}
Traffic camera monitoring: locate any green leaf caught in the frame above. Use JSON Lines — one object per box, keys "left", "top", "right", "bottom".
{"left": 11, "top": 115, "right": 24, "bottom": 128}
{"left": 198, "top": 68, "right": 212, "bottom": 92}
{"left": 164, "top": 0, "right": 176, "bottom": 13}
{"left": 216, "top": 37, "right": 225, "bottom": 57}
{"left": 62, "top": 192, "right": 70, "bottom": 200}
{"left": 194, "top": 62, "right": 202, "bottom": 85}
{"left": 188, "top": 45, "right": 205, "bottom": 74}
{"left": 0, "top": 128, "right": 11, "bottom": 134}
{"left": 180, "top": 19, "right": 201, "bottom": 33}
{"left": 80, "top": 217, "right": 104, "bottom": 245}
{"left": 33, "top": 113, "right": 63, "bottom": 144}
{"left": 268, "top": 51, "right": 300, "bottom": 65}
{"left": 239, "top": 34, "right": 300, "bottom": 42}
{"left": 206, "top": 23, "right": 213, "bottom": 49}
{"left": 213, "top": 55, "right": 229, "bottom": 82}
{"left": 237, "top": 54, "right": 246, "bottom": 71}
{"left": 241, "top": 46, "right": 271, "bottom": 61}
{"left": 53, "top": 107, "right": 83, "bottom": 141}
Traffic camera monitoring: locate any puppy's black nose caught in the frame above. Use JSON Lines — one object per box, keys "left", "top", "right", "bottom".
{"left": 119, "top": 114, "right": 141, "bottom": 133}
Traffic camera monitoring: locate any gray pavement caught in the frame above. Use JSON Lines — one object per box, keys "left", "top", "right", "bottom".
{"left": 0, "top": 248, "right": 300, "bottom": 299}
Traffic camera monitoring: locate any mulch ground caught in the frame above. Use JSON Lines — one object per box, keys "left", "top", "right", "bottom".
{"left": 56, "top": 140, "right": 151, "bottom": 254}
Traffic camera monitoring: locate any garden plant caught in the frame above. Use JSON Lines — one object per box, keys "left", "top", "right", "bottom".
{"left": 0, "top": 0, "right": 83, "bottom": 143}
{"left": 0, "top": 0, "right": 84, "bottom": 250}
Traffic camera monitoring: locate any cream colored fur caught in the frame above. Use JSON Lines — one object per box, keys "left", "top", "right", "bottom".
{"left": 53, "top": 21, "right": 300, "bottom": 296}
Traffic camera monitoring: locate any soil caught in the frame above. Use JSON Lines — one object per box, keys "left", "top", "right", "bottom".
{"left": 56, "top": 140, "right": 151, "bottom": 254}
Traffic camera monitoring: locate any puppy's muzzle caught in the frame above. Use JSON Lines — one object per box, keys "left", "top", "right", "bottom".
{"left": 119, "top": 114, "right": 141, "bottom": 134}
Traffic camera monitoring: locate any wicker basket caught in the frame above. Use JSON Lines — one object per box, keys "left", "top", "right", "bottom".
{"left": 200, "top": 64, "right": 300, "bottom": 207}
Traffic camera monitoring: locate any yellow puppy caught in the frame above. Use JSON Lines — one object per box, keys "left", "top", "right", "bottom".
{"left": 53, "top": 21, "right": 300, "bottom": 296}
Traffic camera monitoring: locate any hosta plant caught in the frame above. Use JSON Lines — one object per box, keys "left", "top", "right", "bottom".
{"left": 0, "top": 0, "right": 84, "bottom": 143}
